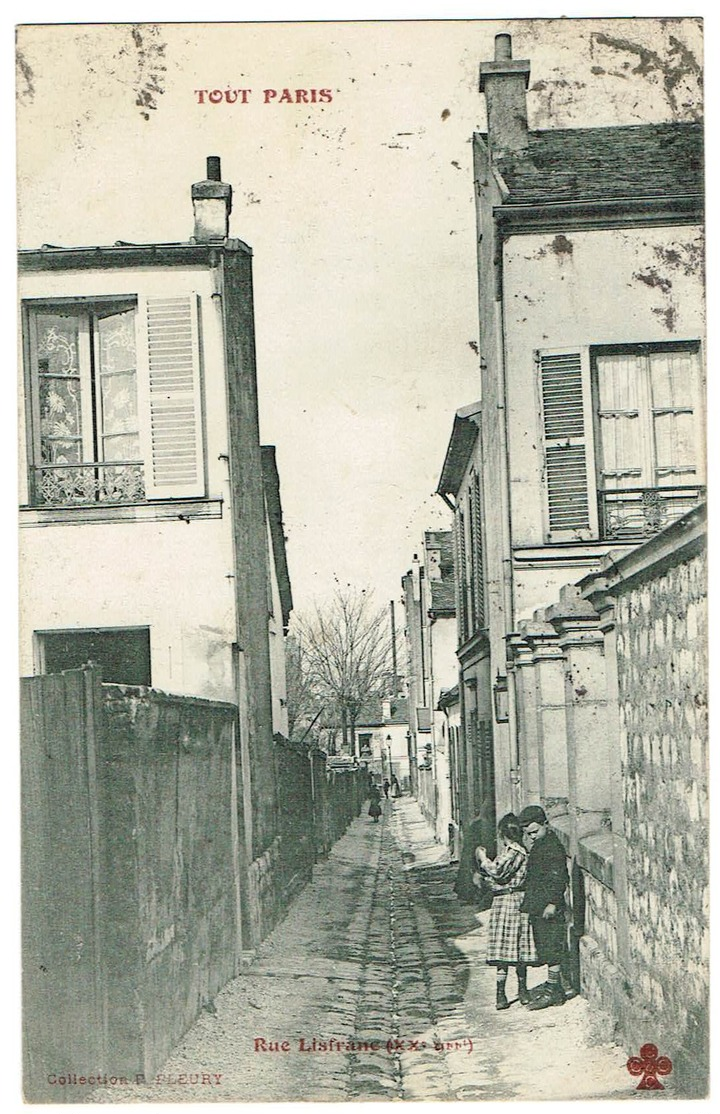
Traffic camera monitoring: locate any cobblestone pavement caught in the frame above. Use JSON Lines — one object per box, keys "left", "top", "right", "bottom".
{"left": 92, "top": 797, "right": 636, "bottom": 1103}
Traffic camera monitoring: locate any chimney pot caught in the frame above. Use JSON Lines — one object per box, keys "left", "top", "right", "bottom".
{"left": 479, "top": 34, "right": 531, "bottom": 160}
{"left": 495, "top": 33, "right": 512, "bottom": 61}
{"left": 191, "top": 156, "right": 232, "bottom": 242}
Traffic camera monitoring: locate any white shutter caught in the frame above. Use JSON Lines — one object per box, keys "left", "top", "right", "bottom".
{"left": 538, "top": 348, "right": 597, "bottom": 541}
{"left": 137, "top": 295, "right": 205, "bottom": 499}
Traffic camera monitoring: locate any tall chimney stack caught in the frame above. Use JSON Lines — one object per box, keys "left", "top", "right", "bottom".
{"left": 479, "top": 33, "right": 531, "bottom": 160}
{"left": 191, "top": 156, "right": 232, "bottom": 242}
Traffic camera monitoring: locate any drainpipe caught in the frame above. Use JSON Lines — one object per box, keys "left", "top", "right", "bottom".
{"left": 495, "top": 232, "right": 521, "bottom": 813}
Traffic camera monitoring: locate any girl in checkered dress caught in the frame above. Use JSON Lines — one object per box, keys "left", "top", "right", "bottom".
{"left": 474, "top": 813, "right": 538, "bottom": 1010}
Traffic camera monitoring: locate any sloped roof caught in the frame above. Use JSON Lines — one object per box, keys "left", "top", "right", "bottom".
{"left": 356, "top": 696, "right": 409, "bottom": 727}
{"left": 436, "top": 403, "right": 481, "bottom": 498}
{"left": 437, "top": 684, "right": 460, "bottom": 711}
{"left": 486, "top": 123, "right": 703, "bottom": 207}
{"left": 261, "top": 446, "right": 293, "bottom": 632}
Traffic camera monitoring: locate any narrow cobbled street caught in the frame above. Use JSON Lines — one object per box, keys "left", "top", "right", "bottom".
{"left": 93, "top": 798, "right": 634, "bottom": 1103}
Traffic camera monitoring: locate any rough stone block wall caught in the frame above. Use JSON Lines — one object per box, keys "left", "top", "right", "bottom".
{"left": 246, "top": 837, "right": 283, "bottom": 947}
{"left": 615, "top": 548, "right": 708, "bottom": 1093}
{"left": 583, "top": 871, "right": 618, "bottom": 967}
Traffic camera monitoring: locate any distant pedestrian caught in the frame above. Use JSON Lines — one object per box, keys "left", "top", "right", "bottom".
{"left": 518, "top": 804, "right": 569, "bottom": 1010}
{"left": 474, "top": 812, "right": 537, "bottom": 1010}
{"left": 391, "top": 775, "right": 401, "bottom": 797}
{"left": 368, "top": 785, "right": 382, "bottom": 823}
{"left": 383, "top": 779, "right": 391, "bottom": 799}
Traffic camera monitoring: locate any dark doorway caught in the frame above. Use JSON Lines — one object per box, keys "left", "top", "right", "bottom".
{"left": 36, "top": 626, "right": 151, "bottom": 686}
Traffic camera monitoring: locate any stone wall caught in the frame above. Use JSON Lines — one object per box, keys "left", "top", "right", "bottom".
{"left": 615, "top": 546, "right": 708, "bottom": 1092}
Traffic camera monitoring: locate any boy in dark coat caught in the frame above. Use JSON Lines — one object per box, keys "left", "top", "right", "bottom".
{"left": 518, "top": 804, "right": 568, "bottom": 1010}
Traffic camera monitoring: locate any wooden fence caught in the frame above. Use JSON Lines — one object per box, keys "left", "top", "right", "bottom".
{"left": 21, "top": 668, "right": 365, "bottom": 1101}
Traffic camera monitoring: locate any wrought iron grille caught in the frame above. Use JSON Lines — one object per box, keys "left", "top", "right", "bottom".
{"left": 599, "top": 485, "right": 704, "bottom": 540}
{"left": 33, "top": 462, "right": 146, "bottom": 505}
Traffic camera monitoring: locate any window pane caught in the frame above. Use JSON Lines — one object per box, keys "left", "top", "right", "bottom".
{"left": 102, "top": 433, "right": 141, "bottom": 460}
{"left": 597, "top": 353, "right": 639, "bottom": 411}
{"left": 97, "top": 310, "right": 139, "bottom": 461}
{"left": 596, "top": 354, "right": 643, "bottom": 488}
{"left": 36, "top": 314, "right": 84, "bottom": 463}
{"left": 39, "top": 377, "right": 82, "bottom": 457}
{"left": 100, "top": 372, "right": 139, "bottom": 436}
{"left": 649, "top": 350, "right": 695, "bottom": 409}
{"left": 650, "top": 351, "right": 698, "bottom": 484}
{"left": 654, "top": 412, "right": 697, "bottom": 484}
{"left": 36, "top": 314, "right": 80, "bottom": 377}
{"left": 97, "top": 309, "right": 137, "bottom": 375}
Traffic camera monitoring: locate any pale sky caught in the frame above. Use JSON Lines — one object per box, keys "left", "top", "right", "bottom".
{"left": 15, "top": 16, "right": 704, "bottom": 615}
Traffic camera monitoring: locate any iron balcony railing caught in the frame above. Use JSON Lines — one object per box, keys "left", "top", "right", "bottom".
{"left": 598, "top": 484, "right": 705, "bottom": 541}
{"left": 33, "top": 461, "right": 146, "bottom": 506}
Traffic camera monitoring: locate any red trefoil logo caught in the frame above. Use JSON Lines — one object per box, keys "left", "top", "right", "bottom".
{"left": 627, "top": 1043, "right": 673, "bottom": 1090}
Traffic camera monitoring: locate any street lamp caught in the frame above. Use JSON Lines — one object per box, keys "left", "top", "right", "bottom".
{"left": 386, "top": 734, "right": 394, "bottom": 781}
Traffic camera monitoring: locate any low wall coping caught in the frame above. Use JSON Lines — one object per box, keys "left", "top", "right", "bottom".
{"left": 577, "top": 830, "right": 615, "bottom": 889}
{"left": 551, "top": 814, "right": 572, "bottom": 855}
{"left": 102, "top": 683, "right": 238, "bottom": 714}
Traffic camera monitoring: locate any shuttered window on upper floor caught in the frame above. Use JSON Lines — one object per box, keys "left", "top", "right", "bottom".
{"left": 537, "top": 342, "right": 703, "bottom": 543}
{"left": 24, "top": 292, "right": 206, "bottom": 506}
{"left": 137, "top": 294, "right": 206, "bottom": 499}
{"left": 537, "top": 348, "right": 597, "bottom": 542}
{"left": 470, "top": 471, "right": 485, "bottom": 629}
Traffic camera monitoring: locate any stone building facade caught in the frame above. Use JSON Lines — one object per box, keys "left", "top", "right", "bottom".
{"left": 19, "top": 157, "right": 295, "bottom": 947}
{"left": 437, "top": 30, "right": 707, "bottom": 1094}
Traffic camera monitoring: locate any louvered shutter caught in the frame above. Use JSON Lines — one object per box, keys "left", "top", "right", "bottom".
{"left": 538, "top": 349, "right": 597, "bottom": 540}
{"left": 137, "top": 295, "right": 205, "bottom": 499}
{"left": 471, "top": 472, "right": 485, "bottom": 628}
{"left": 455, "top": 510, "right": 467, "bottom": 642}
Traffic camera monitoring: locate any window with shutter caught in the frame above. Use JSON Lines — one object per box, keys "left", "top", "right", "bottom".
{"left": 137, "top": 295, "right": 205, "bottom": 499}
{"left": 24, "top": 298, "right": 146, "bottom": 505}
{"left": 592, "top": 342, "right": 703, "bottom": 539}
{"left": 538, "top": 349, "right": 597, "bottom": 541}
{"left": 471, "top": 471, "right": 485, "bottom": 628}
{"left": 24, "top": 294, "right": 207, "bottom": 506}
{"left": 455, "top": 509, "right": 467, "bottom": 643}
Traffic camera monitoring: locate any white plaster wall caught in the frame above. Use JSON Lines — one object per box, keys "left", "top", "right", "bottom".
{"left": 429, "top": 615, "right": 458, "bottom": 693}
{"left": 368, "top": 722, "right": 410, "bottom": 781}
{"left": 20, "top": 516, "right": 238, "bottom": 699}
{"left": 19, "top": 263, "right": 240, "bottom": 702}
{"left": 502, "top": 224, "right": 705, "bottom": 550}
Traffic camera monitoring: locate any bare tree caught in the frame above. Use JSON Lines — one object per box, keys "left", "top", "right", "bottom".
{"left": 294, "top": 586, "right": 393, "bottom": 756}
{"left": 285, "top": 634, "right": 323, "bottom": 740}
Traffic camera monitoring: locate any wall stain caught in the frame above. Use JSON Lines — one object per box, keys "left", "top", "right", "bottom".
{"left": 117, "top": 24, "right": 167, "bottom": 120}
{"left": 591, "top": 31, "right": 702, "bottom": 120}
{"left": 652, "top": 305, "right": 678, "bottom": 332}
{"left": 634, "top": 269, "right": 672, "bottom": 294}
{"left": 653, "top": 240, "right": 705, "bottom": 281}
{"left": 551, "top": 234, "right": 573, "bottom": 256}
{"left": 16, "top": 47, "right": 34, "bottom": 102}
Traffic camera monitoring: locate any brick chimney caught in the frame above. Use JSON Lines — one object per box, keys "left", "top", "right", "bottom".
{"left": 191, "top": 156, "right": 232, "bottom": 241}
{"left": 479, "top": 33, "right": 531, "bottom": 160}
